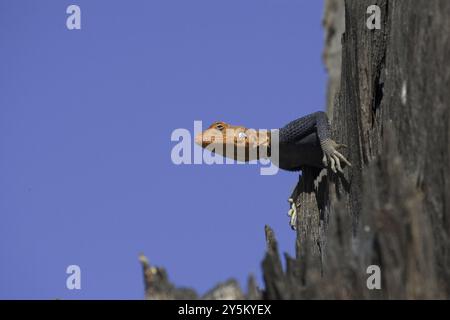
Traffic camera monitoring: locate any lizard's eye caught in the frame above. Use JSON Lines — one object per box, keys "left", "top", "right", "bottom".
{"left": 238, "top": 132, "right": 247, "bottom": 140}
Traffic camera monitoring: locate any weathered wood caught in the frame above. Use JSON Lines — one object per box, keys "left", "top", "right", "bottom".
{"left": 282, "top": 0, "right": 450, "bottom": 299}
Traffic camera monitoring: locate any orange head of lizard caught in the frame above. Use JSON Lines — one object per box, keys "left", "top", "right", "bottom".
{"left": 195, "top": 121, "right": 271, "bottom": 161}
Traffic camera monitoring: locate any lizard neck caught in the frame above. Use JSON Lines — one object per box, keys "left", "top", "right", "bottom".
{"left": 239, "top": 128, "right": 272, "bottom": 160}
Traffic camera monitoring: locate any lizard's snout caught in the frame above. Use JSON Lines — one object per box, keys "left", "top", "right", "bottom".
{"left": 195, "top": 133, "right": 213, "bottom": 147}
{"left": 195, "top": 134, "right": 204, "bottom": 147}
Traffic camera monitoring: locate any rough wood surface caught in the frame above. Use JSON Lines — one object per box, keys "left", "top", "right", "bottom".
{"left": 323, "top": 0, "right": 345, "bottom": 118}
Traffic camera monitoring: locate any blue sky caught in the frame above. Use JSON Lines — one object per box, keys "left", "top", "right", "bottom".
{"left": 0, "top": 0, "right": 326, "bottom": 299}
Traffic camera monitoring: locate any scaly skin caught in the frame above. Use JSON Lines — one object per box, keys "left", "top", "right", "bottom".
{"left": 195, "top": 112, "right": 351, "bottom": 229}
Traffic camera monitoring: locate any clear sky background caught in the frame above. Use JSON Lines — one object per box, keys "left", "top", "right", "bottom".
{"left": 0, "top": 0, "right": 326, "bottom": 299}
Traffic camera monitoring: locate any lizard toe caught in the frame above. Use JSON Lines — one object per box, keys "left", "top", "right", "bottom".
{"left": 322, "top": 154, "right": 328, "bottom": 167}
{"left": 330, "top": 156, "right": 337, "bottom": 173}
{"left": 333, "top": 155, "right": 344, "bottom": 173}
{"left": 335, "top": 150, "right": 352, "bottom": 167}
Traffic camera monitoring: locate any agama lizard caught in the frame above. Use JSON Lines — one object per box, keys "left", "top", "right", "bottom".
{"left": 194, "top": 111, "right": 351, "bottom": 229}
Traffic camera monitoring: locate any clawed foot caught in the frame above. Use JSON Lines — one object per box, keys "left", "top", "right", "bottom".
{"left": 287, "top": 198, "right": 297, "bottom": 230}
{"left": 321, "top": 139, "right": 352, "bottom": 173}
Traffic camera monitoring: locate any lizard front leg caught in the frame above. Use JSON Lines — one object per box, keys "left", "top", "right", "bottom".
{"left": 279, "top": 111, "right": 351, "bottom": 173}
{"left": 314, "top": 112, "right": 351, "bottom": 173}
{"left": 279, "top": 112, "right": 351, "bottom": 229}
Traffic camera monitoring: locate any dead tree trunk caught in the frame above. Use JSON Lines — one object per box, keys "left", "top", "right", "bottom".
{"left": 264, "top": 0, "right": 450, "bottom": 299}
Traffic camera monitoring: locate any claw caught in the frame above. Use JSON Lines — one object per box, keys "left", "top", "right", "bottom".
{"left": 330, "top": 156, "right": 336, "bottom": 173}
{"left": 334, "top": 150, "right": 351, "bottom": 167}
{"left": 334, "top": 155, "right": 343, "bottom": 173}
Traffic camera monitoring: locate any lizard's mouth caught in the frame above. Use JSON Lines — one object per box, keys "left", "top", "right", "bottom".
{"left": 195, "top": 133, "right": 218, "bottom": 148}
{"left": 194, "top": 133, "right": 203, "bottom": 146}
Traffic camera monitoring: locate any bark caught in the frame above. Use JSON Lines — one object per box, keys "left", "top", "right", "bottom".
{"left": 141, "top": 0, "right": 450, "bottom": 299}
{"left": 323, "top": 0, "right": 345, "bottom": 118}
